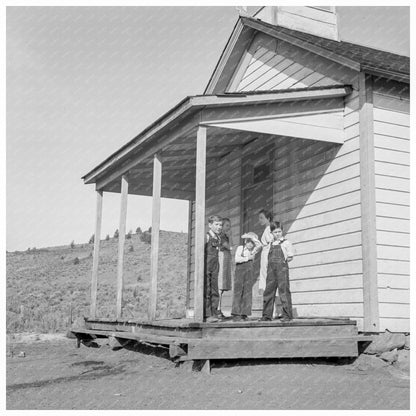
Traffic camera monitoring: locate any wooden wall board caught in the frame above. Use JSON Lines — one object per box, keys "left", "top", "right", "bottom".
{"left": 187, "top": 338, "right": 358, "bottom": 359}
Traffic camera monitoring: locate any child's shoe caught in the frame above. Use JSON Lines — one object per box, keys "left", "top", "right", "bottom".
{"left": 258, "top": 316, "right": 272, "bottom": 321}
{"left": 232, "top": 315, "right": 242, "bottom": 321}
{"left": 280, "top": 316, "right": 292, "bottom": 322}
{"left": 205, "top": 316, "right": 219, "bottom": 323}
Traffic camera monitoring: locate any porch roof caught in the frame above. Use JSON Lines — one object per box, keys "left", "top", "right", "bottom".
{"left": 82, "top": 85, "right": 351, "bottom": 193}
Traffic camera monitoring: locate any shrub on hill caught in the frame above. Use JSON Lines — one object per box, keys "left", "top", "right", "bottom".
{"left": 140, "top": 231, "right": 151, "bottom": 244}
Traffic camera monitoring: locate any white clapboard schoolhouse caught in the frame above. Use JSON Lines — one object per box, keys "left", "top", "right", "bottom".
{"left": 75, "top": 6, "right": 409, "bottom": 363}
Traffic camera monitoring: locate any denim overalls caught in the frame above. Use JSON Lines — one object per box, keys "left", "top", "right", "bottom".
{"left": 204, "top": 232, "right": 220, "bottom": 318}
{"left": 262, "top": 241, "right": 293, "bottom": 320}
{"left": 231, "top": 247, "right": 254, "bottom": 317}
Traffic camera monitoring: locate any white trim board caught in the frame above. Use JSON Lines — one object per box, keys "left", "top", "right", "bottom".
{"left": 202, "top": 112, "right": 345, "bottom": 144}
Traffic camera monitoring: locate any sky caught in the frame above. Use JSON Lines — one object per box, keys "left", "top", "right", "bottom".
{"left": 6, "top": 5, "right": 410, "bottom": 251}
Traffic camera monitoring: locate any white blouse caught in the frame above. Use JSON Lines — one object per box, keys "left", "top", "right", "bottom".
{"left": 261, "top": 225, "right": 274, "bottom": 246}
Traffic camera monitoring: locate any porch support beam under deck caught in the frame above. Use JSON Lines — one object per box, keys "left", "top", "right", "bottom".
{"left": 116, "top": 174, "right": 129, "bottom": 319}
{"left": 148, "top": 154, "right": 162, "bottom": 321}
{"left": 194, "top": 126, "right": 207, "bottom": 322}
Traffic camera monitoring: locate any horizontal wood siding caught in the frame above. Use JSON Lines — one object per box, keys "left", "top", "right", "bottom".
{"left": 276, "top": 6, "right": 338, "bottom": 40}
{"left": 373, "top": 79, "right": 410, "bottom": 332}
{"left": 254, "top": 6, "right": 339, "bottom": 41}
{"left": 273, "top": 90, "right": 364, "bottom": 329}
{"left": 187, "top": 147, "right": 242, "bottom": 310}
{"left": 233, "top": 32, "right": 358, "bottom": 93}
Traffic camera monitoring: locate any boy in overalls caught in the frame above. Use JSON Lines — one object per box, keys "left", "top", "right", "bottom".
{"left": 204, "top": 215, "right": 223, "bottom": 323}
{"left": 260, "top": 221, "right": 295, "bottom": 321}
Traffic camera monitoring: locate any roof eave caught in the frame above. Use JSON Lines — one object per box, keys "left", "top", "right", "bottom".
{"left": 82, "top": 86, "right": 352, "bottom": 185}
{"left": 203, "top": 18, "right": 244, "bottom": 95}
{"left": 362, "top": 65, "right": 410, "bottom": 84}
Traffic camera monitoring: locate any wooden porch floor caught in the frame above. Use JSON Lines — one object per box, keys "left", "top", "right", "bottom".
{"left": 71, "top": 316, "right": 372, "bottom": 361}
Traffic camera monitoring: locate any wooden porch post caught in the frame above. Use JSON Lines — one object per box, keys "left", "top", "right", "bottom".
{"left": 185, "top": 200, "right": 193, "bottom": 313}
{"left": 116, "top": 175, "right": 129, "bottom": 319}
{"left": 194, "top": 126, "right": 207, "bottom": 322}
{"left": 90, "top": 190, "right": 103, "bottom": 319}
{"left": 359, "top": 72, "right": 379, "bottom": 332}
{"left": 148, "top": 154, "right": 162, "bottom": 321}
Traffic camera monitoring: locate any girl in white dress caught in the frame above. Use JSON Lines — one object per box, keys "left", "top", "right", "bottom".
{"left": 257, "top": 209, "right": 274, "bottom": 295}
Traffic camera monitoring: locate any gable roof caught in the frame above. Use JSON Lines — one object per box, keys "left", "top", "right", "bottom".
{"left": 205, "top": 16, "right": 409, "bottom": 93}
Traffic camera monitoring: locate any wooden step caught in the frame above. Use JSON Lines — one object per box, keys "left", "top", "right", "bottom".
{"left": 185, "top": 337, "right": 361, "bottom": 359}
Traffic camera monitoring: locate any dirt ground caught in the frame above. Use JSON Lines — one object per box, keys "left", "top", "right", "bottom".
{"left": 6, "top": 335, "right": 410, "bottom": 410}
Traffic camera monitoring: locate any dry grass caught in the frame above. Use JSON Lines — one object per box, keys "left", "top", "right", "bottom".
{"left": 6, "top": 231, "right": 188, "bottom": 333}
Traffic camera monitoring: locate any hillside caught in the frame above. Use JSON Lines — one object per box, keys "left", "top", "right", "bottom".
{"left": 6, "top": 231, "right": 188, "bottom": 333}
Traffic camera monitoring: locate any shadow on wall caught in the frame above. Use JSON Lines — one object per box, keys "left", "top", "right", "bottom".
{"left": 273, "top": 135, "right": 344, "bottom": 234}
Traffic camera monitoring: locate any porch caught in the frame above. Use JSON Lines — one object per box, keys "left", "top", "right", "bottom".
{"left": 73, "top": 85, "right": 374, "bottom": 360}
{"left": 72, "top": 316, "right": 371, "bottom": 370}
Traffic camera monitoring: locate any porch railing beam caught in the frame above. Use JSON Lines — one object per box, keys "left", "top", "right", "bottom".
{"left": 148, "top": 154, "right": 162, "bottom": 321}
{"left": 116, "top": 174, "right": 129, "bottom": 319}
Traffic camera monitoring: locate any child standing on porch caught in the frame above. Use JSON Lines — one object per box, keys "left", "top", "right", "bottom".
{"left": 260, "top": 221, "right": 295, "bottom": 322}
{"left": 257, "top": 209, "right": 274, "bottom": 295}
{"left": 217, "top": 218, "right": 233, "bottom": 318}
{"left": 204, "top": 215, "right": 223, "bottom": 323}
{"left": 231, "top": 232, "right": 261, "bottom": 321}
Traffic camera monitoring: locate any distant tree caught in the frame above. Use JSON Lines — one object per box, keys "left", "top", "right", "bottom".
{"left": 140, "top": 231, "right": 151, "bottom": 244}
{"left": 73, "top": 257, "right": 80, "bottom": 265}
{"left": 136, "top": 227, "right": 142, "bottom": 235}
{"left": 27, "top": 248, "right": 31, "bottom": 252}
{"left": 126, "top": 230, "right": 132, "bottom": 239}
{"left": 89, "top": 234, "right": 95, "bottom": 244}
{"left": 105, "top": 234, "right": 110, "bottom": 241}
{"left": 70, "top": 240, "right": 75, "bottom": 249}
{"left": 113, "top": 229, "right": 119, "bottom": 239}
{"left": 148, "top": 226, "right": 152, "bottom": 233}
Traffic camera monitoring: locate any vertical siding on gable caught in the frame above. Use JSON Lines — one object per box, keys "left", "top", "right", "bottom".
{"left": 373, "top": 79, "right": 410, "bottom": 332}
{"left": 273, "top": 90, "right": 364, "bottom": 330}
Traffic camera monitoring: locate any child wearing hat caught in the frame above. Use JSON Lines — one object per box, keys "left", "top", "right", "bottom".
{"left": 231, "top": 232, "right": 261, "bottom": 321}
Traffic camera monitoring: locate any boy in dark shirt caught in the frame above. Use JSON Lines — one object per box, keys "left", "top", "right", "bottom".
{"left": 204, "top": 215, "right": 222, "bottom": 322}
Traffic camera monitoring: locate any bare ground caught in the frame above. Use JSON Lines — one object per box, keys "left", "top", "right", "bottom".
{"left": 6, "top": 336, "right": 409, "bottom": 410}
